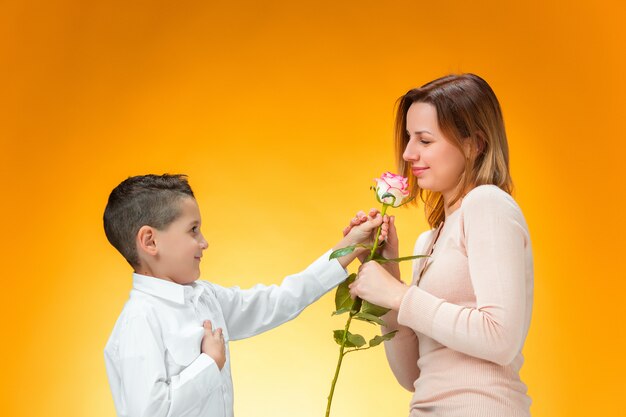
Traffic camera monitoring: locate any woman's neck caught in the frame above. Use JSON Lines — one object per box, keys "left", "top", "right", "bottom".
{"left": 441, "top": 184, "right": 467, "bottom": 218}
{"left": 443, "top": 199, "right": 462, "bottom": 219}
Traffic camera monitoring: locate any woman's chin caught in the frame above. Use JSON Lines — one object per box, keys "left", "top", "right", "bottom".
{"left": 416, "top": 178, "right": 433, "bottom": 190}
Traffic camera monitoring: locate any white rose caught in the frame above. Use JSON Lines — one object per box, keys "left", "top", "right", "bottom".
{"left": 374, "top": 172, "right": 410, "bottom": 207}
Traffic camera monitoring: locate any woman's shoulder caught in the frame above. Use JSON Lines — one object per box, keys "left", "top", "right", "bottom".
{"left": 460, "top": 184, "right": 529, "bottom": 235}
{"left": 461, "top": 184, "right": 520, "bottom": 215}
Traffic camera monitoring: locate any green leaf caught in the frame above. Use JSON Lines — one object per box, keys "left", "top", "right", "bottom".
{"left": 370, "top": 252, "right": 388, "bottom": 262}
{"left": 368, "top": 335, "right": 385, "bottom": 347}
{"left": 369, "top": 330, "right": 398, "bottom": 347}
{"left": 371, "top": 186, "right": 380, "bottom": 202}
{"left": 379, "top": 192, "right": 397, "bottom": 207}
{"left": 333, "top": 329, "right": 366, "bottom": 348}
{"left": 350, "top": 297, "right": 363, "bottom": 314}
{"left": 376, "top": 254, "right": 430, "bottom": 264}
{"left": 346, "top": 332, "right": 366, "bottom": 347}
{"left": 333, "top": 330, "right": 348, "bottom": 346}
{"left": 361, "top": 301, "right": 390, "bottom": 317}
{"left": 353, "top": 312, "right": 386, "bottom": 326}
{"left": 331, "top": 307, "right": 351, "bottom": 316}
{"left": 381, "top": 330, "right": 398, "bottom": 341}
{"left": 334, "top": 273, "right": 356, "bottom": 311}
{"left": 395, "top": 196, "right": 416, "bottom": 207}
{"left": 329, "top": 245, "right": 357, "bottom": 259}
{"left": 329, "top": 244, "right": 372, "bottom": 260}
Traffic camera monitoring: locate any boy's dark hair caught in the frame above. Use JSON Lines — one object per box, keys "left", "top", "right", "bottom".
{"left": 103, "top": 174, "right": 195, "bottom": 267}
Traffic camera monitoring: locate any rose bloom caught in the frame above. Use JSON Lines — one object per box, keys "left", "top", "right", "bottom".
{"left": 375, "top": 172, "right": 410, "bottom": 207}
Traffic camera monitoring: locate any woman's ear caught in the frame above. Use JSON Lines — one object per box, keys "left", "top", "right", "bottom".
{"left": 137, "top": 225, "right": 158, "bottom": 257}
{"left": 463, "top": 133, "right": 486, "bottom": 159}
{"left": 474, "top": 132, "right": 486, "bottom": 156}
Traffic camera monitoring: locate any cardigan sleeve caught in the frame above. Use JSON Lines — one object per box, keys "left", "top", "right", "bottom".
{"left": 381, "top": 309, "right": 420, "bottom": 391}
{"left": 381, "top": 232, "right": 432, "bottom": 391}
{"left": 397, "top": 186, "right": 530, "bottom": 366}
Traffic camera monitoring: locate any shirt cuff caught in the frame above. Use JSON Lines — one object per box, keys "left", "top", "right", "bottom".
{"left": 304, "top": 249, "right": 350, "bottom": 292}
{"left": 397, "top": 285, "right": 445, "bottom": 335}
{"left": 176, "top": 353, "right": 223, "bottom": 394}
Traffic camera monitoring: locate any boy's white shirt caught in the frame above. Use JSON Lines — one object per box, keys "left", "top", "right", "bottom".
{"left": 104, "top": 250, "right": 348, "bottom": 417}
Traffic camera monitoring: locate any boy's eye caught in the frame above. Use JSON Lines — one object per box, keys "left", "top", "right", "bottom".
{"left": 191, "top": 226, "right": 199, "bottom": 233}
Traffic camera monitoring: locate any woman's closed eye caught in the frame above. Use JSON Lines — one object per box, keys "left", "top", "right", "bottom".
{"left": 408, "top": 134, "right": 432, "bottom": 145}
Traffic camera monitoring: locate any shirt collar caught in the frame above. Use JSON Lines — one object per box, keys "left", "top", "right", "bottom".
{"left": 132, "top": 273, "right": 204, "bottom": 306}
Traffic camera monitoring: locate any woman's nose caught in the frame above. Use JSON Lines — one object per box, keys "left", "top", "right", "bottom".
{"left": 403, "top": 141, "right": 419, "bottom": 162}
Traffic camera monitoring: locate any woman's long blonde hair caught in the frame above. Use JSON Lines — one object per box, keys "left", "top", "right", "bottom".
{"left": 395, "top": 73, "right": 513, "bottom": 228}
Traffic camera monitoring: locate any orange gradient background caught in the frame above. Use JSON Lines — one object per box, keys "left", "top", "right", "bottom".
{"left": 1, "top": 1, "right": 624, "bottom": 416}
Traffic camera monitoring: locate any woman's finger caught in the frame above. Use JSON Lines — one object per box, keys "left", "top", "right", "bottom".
{"left": 387, "top": 216, "right": 399, "bottom": 244}
{"left": 348, "top": 284, "right": 358, "bottom": 299}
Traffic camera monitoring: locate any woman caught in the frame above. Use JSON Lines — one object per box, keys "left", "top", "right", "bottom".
{"left": 348, "top": 74, "right": 533, "bottom": 416}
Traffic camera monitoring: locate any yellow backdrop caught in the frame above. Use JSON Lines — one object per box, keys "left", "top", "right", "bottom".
{"left": 1, "top": 1, "right": 624, "bottom": 416}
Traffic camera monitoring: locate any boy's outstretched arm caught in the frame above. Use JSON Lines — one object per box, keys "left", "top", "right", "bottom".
{"left": 105, "top": 313, "right": 224, "bottom": 417}
{"left": 210, "top": 213, "right": 386, "bottom": 340}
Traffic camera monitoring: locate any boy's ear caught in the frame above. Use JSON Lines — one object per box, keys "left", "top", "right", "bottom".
{"left": 137, "top": 225, "right": 158, "bottom": 256}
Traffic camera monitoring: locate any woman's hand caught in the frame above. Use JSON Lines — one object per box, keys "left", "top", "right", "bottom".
{"left": 344, "top": 209, "right": 401, "bottom": 279}
{"left": 349, "top": 261, "right": 408, "bottom": 310}
{"left": 379, "top": 215, "right": 401, "bottom": 279}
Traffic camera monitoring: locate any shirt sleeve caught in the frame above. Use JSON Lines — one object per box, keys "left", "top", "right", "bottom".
{"left": 397, "top": 187, "right": 531, "bottom": 366}
{"left": 212, "top": 250, "right": 348, "bottom": 340}
{"left": 109, "top": 312, "right": 223, "bottom": 417}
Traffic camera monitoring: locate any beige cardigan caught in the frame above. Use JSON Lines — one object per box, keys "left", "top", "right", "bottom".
{"left": 383, "top": 184, "right": 534, "bottom": 417}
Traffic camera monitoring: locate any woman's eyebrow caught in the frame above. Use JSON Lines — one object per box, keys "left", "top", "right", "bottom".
{"left": 407, "top": 130, "right": 434, "bottom": 135}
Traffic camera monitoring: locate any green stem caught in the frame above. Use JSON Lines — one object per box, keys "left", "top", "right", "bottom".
{"left": 326, "top": 203, "right": 390, "bottom": 417}
{"left": 325, "top": 314, "right": 354, "bottom": 417}
{"left": 343, "top": 346, "right": 372, "bottom": 355}
{"left": 368, "top": 204, "right": 389, "bottom": 260}
{"left": 351, "top": 203, "right": 389, "bottom": 315}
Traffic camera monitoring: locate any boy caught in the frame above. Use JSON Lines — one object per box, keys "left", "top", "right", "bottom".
{"left": 103, "top": 174, "right": 385, "bottom": 417}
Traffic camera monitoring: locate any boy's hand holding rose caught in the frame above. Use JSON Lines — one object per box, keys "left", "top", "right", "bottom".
{"left": 343, "top": 209, "right": 400, "bottom": 279}
{"left": 332, "top": 211, "right": 390, "bottom": 268}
